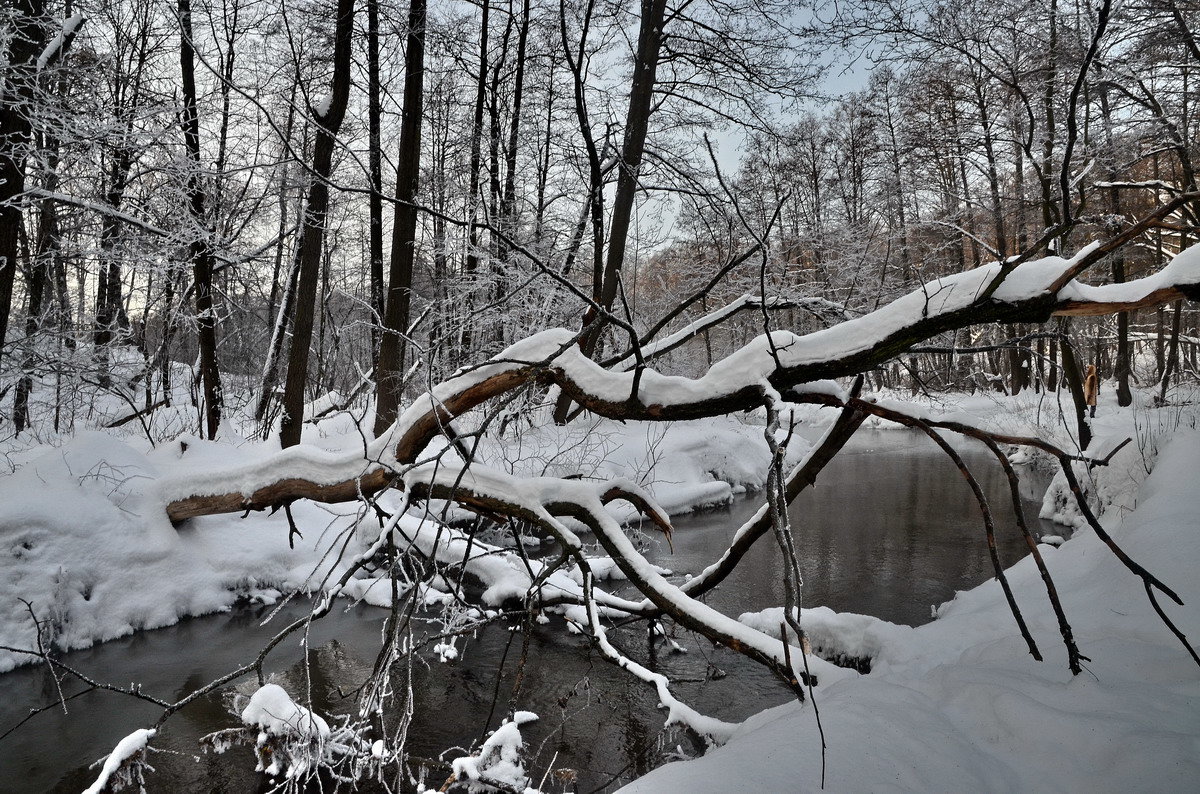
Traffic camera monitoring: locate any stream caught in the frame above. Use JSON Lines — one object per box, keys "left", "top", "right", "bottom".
{"left": 0, "top": 428, "right": 1061, "bottom": 793}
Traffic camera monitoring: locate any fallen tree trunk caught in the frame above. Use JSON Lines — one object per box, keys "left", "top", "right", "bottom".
{"left": 165, "top": 209, "right": 1200, "bottom": 523}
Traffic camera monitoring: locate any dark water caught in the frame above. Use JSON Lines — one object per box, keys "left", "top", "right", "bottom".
{"left": 0, "top": 429, "right": 1059, "bottom": 793}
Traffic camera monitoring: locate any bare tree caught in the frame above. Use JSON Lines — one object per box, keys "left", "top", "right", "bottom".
{"left": 279, "top": 0, "right": 357, "bottom": 448}
{"left": 373, "top": 0, "right": 427, "bottom": 436}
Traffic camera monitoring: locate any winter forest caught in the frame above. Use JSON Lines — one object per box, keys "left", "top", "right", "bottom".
{"left": 0, "top": 0, "right": 1198, "bottom": 789}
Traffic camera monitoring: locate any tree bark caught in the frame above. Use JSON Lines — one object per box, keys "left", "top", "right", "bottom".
{"left": 0, "top": 0, "right": 47, "bottom": 369}
{"left": 366, "top": 0, "right": 385, "bottom": 358}
{"left": 584, "top": 0, "right": 669, "bottom": 357}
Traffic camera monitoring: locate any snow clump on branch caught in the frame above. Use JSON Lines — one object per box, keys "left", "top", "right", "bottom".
{"left": 240, "top": 683, "right": 332, "bottom": 778}
{"left": 450, "top": 711, "right": 541, "bottom": 793}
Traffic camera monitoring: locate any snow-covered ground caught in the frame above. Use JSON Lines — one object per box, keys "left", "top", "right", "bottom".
{"left": 620, "top": 424, "right": 1200, "bottom": 793}
{"left": 1, "top": 378, "right": 1196, "bottom": 793}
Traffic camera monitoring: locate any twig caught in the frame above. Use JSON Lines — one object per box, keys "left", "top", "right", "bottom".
{"left": 911, "top": 423, "right": 1041, "bottom": 660}
{"left": 977, "top": 437, "right": 1085, "bottom": 674}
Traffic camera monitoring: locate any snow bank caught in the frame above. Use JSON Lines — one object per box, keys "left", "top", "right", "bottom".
{"left": 0, "top": 412, "right": 781, "bottom": 671}
{"left": 738, "top": 606, "right": 909, "bottom": 670}
{"left": 620, "top": 431, "right": 1200, "bottom": 793}
{"left": 0, "top": 432, "right": 370, "bottom": 672}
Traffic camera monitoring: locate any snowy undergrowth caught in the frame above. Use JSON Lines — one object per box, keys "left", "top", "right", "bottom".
{"left": 1038, "top": 386, "right": 1199, "bottom": 528}
{"left": 622, "top": 429, "right": 1200, "bottom": 793}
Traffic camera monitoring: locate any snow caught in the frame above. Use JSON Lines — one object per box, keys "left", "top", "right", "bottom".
{"left": 345, "top": 245, "right": 1168, "bottom": 425}
{"left": 619, "top": 430, "right": 1200, "bottom": 793}
{"left": 0, "top": 431, "right": 374, "bottom": 672}
{"left": 485, "top": 415, "right": 786, "bottom": 515}
{"left": 0, "top": 411, "right": 784, "bottom": 671}
{"left": 433, "top": 639, "right": 459, "bottom": 662}
{"left": 990, "top": 246, "right": 1097, "bottom": 300}
{"left": 566, "top": 556, "right": 672, "bottom": 584}
{"left": 2, "top": 340, "right": 1196, "bottom": 791}
{"left": 241, "top": 683, "right": 330, "bottom": 741}
{"left": 451, "top": 711, "right": 540, "bottom": 791}
{"left": 1061, "top": 242, "right": 1200, "bottom": 305}
{"left": 82, "top": 727, "right": 155, "bottom": 794}
{"left": 100, "top": 242, "right": 1198, "bottom": 532}
{"left": 241, "top": 683, "right": 331, "bottom": 777}
{"left": 36, "top": 12, "right": 85, "bottom": 72}
{"left": 738, "top": 605, "right": 905, "bottom": 667}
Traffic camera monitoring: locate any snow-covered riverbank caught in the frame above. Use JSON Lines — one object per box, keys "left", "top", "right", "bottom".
{"left": 2, "top": 386, "right": 1196, "bottom": 793}
{"left": 0, "top": 412, "right": 786, "bottom": 672}
{"left": 621, "top": 427, "right": 1200, "bottom": 793}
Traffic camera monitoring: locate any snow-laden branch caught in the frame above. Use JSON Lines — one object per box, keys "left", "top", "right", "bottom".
{"left": 35, "top": 12, "right": 85, "bottom": 72}
{"left": 163, "top": 223, "right": 1200, "bottom": 523}
{"left": 608, "top": 293, "right": 848, "bottom": 371}
{"left": 581, "top": 578, "right": 739, "bottom": 745}
{"left": 402, "top": 459, "right": 857, "bottom": 695}
{"left": 82, "top": 728, "right": 155, "bottom": 794}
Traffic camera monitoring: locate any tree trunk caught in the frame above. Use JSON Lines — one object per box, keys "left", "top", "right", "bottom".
{"left": 462, "top": 0, "right": 490, "bottom": 356}
{"left": 0, "top": 0, "right": 47, "bottom": 369}
{"left": 13, "top": 7, "right": 78, "bottom": 432}
{"left": 1159, "top": 300, "right": 1184, "bottom": 402}
{"left": 279, "top": 0, "right": 356, "bottom": 448}
{"left": 584, "top": 0, "right": 669, "bottom": 357}
{"left": 373, "top": 0, "right": 427, "bottom": 436}
{"left": 1058, "top": 322, "right": 1091, "bottom": 450}
{"left": 492, "top": 0, "right": 530, "bottom": 344}
{"left": 367, "top": 0, "right": 385, "bottom": 358}
{"left": 180, "top": 0, "right": 224, "bottom": 440}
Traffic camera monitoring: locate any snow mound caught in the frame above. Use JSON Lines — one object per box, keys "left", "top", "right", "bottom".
{"left": 241, "top": 683, "right": 331, "bottom": 777}
{"left": 451, "top": 711, "right": 539, "bottom": 792}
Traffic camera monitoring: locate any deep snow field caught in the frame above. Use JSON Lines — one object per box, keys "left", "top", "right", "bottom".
{"left": 1, "top": 378, "right": 1197, "bottom": 792}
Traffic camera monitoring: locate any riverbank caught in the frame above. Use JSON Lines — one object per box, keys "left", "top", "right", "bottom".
{"left": 0, "top": 384, "right": 1064, "bottom": 672}
{"left": 0, "top": 410, "right": 797, "bottom": 673}
{"left": 620, "top": 427, "right": 1200, "bottom": 793}
{"left": 0, "top": 424, "right": 1067, "bottom": 793}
